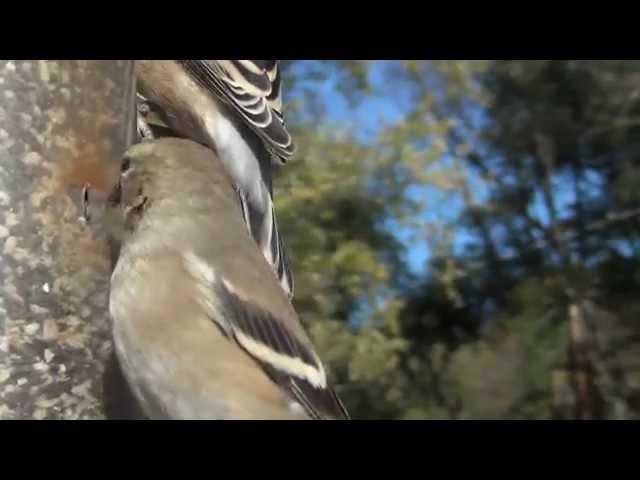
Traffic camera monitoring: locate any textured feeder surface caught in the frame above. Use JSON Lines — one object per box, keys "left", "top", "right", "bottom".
{"left": 0, "top": 60, "right": 136, "bottom": 419}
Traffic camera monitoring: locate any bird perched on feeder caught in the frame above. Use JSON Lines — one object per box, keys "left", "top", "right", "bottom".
{"left": 135, "top": 60, "right": 295, "bottom": 299}
{"left": 106, "top": 138, "right": 348, "bottom": 420}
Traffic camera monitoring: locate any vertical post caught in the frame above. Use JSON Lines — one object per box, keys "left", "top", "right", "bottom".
{"left": 0, "top": 60, "right": 136, "bottom": 419}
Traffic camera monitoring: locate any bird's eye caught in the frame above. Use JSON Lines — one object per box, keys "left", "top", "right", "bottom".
{"left": 121, "top": 156, "right": 131, "bottom": 173}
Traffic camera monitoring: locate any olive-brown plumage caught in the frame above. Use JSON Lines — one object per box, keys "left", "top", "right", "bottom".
{"left": 107, "top": 138, "right": 348, "bottom": 420}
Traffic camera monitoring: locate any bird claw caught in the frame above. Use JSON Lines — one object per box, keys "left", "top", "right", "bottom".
{"left": 136, "top": 93, "right": 155, "bottom": 142}
{"left": 137, "top": 116, "right": 155, "bottom": 142}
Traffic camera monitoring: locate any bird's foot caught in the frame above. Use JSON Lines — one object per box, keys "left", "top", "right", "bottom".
{"left": 136, "top": 93, "right": 155, "bottom": 142}
{"left": 137, "top": 115, "right": 155, "bottom": 142}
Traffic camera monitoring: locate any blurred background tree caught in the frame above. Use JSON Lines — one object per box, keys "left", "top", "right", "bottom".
{"left": 276, "top": 60, "right": 640, "bottom": 419}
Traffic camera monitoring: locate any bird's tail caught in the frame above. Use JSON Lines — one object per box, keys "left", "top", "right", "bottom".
{"left": 270, "top": 206, "right": 294, "bottom": 299}
{"left": 236, "top": 189, "right": 294, "bottom": 300}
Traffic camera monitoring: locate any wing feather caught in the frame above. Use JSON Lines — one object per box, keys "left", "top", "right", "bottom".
{"left": 183, "top": 251, "right": 348, "bottom": 420}
{"left": 178, "top": 60, "right": 294, "bottom": 162}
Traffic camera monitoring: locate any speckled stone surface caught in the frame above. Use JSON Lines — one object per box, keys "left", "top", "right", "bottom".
{"left": 0, "top": 60, "right": 136, "bottom": 419}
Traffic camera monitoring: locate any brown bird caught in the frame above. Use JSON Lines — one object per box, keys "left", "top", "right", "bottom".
{"left": 106, "top": 137, "right": 348, "bottom": 420}
{"left": 136, "top": 60, "right": 295, "bottom": 299}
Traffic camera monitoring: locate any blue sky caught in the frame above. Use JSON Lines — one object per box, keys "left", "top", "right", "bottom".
{"left": 294, "top": 61, "right": 624, "bottom": 284}
{"left": 319, "top": 63, "right": 408, "bottom": 143}
{"left": 306, "top": 61, "right": 466, "bottom": 275}
{"left": 290, "top": 61, "right": 603, "bottom": 278}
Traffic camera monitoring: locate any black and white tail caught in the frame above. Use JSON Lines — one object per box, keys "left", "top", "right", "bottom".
{"left": 237, "top": 188, "right": 294, "bottom": 300}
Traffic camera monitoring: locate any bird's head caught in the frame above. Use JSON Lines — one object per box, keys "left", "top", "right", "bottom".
{"left": 105, "top": 138, "right": 236, "bottom": 248}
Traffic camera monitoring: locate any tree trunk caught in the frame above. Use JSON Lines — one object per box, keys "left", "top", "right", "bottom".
{"left": 567, "top": 301, "right": 604, "bottom": 419}
{"left": 0, "top": 60, "right": 136, "bottom": 419}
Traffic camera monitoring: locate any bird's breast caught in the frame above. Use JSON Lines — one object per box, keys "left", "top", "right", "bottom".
{"left": 108, "top": 251, "right": 305, "bottom": 419}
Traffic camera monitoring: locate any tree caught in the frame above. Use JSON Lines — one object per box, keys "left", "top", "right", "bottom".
{"left": 279, "top": 60, "right": 640, "bottom": 419}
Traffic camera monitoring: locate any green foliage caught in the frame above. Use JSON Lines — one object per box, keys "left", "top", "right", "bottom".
{"left": 276, "top": 61, "right": 640, "bottom": 419}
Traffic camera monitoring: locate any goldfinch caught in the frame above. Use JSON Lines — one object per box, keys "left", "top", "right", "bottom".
{"left": 106, "top": 137, "right": 348, "bottom": 420}
{"left": 135, "top": 60, "right": 295, "bottom": 299}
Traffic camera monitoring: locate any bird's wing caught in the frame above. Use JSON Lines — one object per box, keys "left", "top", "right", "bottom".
{"left": 178, "top": 60, "right": 295, "bottom": 163}
{"left": 183, "top": 253, "right": 348, "bottom": 420}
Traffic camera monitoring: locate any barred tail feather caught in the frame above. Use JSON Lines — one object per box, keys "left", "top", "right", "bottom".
{"left": 237, "top": 189, "right": 294, "bottom": 300}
